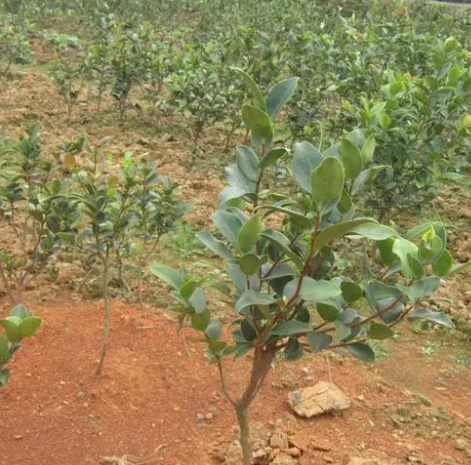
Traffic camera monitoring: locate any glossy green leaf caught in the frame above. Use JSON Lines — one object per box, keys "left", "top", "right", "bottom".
{"left": 307, "top": 333, "right": 332, "bottom": 352}
{"left": 0, "top": 334, "right": 8, "bottom": 358}
{"left": 235, "top": 290, "right": 275, "bottom": 314}
{"left": 231, "top": 68, "right": 266, "bottom": 111}
{"left": 150, "top": 264, "right": 183, "bottom": 290}
{"left": 0, "top": 319, "right": 21, "bottom": 342}
{"left": 368, "top": 321, "right": 394, "bottom": 340}
{"left": 240, "top": 319, "right": 257, "bottom": 341}
{"left": 191, "top": 309, "right": 211, "bottom": 331}
{"left": 238, "top": 215, "right": 263, "bottom": 253}
{"left": 240, "top": 253, "right": 262, "bottom": 276}
{"left": 284, "top": 277, "right": 341, "bottom": 303}
{"left": 337, "top": 189, "right": 352, "bottom": 214}
{"left": 339, "top": 138, "right": 362, "bottom": 180}
{"left": 348, "top": 343, "right": 375, "bottom": 362}
{"left": 242, "top": 105, "right": 273, "bottom": 139}
{"left": 236, "top": 146, "right": 260, "bottom": 182}
{"left": 314, "top": 218, "right": 378, "bottom": 254}
{"left": 0, "top": 369, "right": 10, "bottom": 386}
{"left": 260, "top": 148, "right": 288, "bottom": 170}
{"left": 361, "top": 135, "right": 376, "bottom": 165}
{"left": 189, "top": 288, "right": 206, "bottom": 313}
{"left": 212, "top": 211, "right": 243, "bottom": 250}
{"left": 196, "top": 231, "right": 232, "bottom": 259}
{"left": 292, "top": 141, "right": 323, "bottom": 192}
{"left": 19, "top": 317, "right": 42, "bottom": 338}
{"left": 206, "top": 319, "right": 223, "bottom": 341}
{"left": 432, "top": 250, "right": 453, "bottom": 277}
{"left": 341, "top": 281, "right": 363, "bottom": 303}
{"left": 284, "top": 337, "right": 304, "bottom": 360}
{"left": 272, "top": 320, "right": 311, "bottom": 336}
{"left": 316, "top": 303, "right": 339, "bottom": 322}
{"left": 311, "top": 157, "right": 345, "bottom": 210}
{"left": 10, "top": 305, "right": 30, "bottom": 319}
{"left": 266, "top": 77, "right": 299, "bottom": 119}
{"left": 408, "top": 308, "right": 454, "bottom": 329}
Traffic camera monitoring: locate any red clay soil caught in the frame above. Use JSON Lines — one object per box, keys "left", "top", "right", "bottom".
{"left": 1, "top": 298, "right": 471, "bottom": 465}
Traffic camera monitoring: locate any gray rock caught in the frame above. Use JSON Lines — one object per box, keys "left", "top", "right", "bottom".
{"left": 271, "top": 453, "right": 298, "bottom": 465}
{"left": 288, "top": 381, "right": 351, "bottom": 418}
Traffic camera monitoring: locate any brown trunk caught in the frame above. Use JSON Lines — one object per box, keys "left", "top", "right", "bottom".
{"left": 95, "top": 256, "right": 110, "bottom": 375}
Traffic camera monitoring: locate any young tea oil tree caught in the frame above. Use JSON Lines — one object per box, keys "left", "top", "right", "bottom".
{"left": 70, "top": 138, "right": 139, "bottom": 375}
{"left": 341, "top": 37, "right": 471, "bottom": 220}
{"left": 130, "top": 157, "right": 192, "bottom": 310}
{"left": 152, "top": 76, "right": 461, "bottom": 465}
{"left": 0, "top": 14, "right": 33, "bottom": 75}
{"left": 0, "top": 304, "right": 41, "bottom": 387}
{"left": 0, "top": 124, "right": 77, "bottom": 305}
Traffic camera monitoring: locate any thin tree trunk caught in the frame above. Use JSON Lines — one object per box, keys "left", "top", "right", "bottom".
{"left": 219, "top": 347, "right": 275, "bottom": 465}
{"left": 235, "top": 405, "right": 252, "bottom": 465}
{"left": 95, "top": 255, "right": 110, "bottom": 376}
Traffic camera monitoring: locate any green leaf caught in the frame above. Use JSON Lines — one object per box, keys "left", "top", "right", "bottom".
{"left": 316, "top": 303, "right": 339, "bottom": 322}
{"left": 432, "top": 250, "right": 453, "bottom": 277}
{"left": 408, "top": 308, "right": 454, "bottom": 329}
{"left": 19, "top": 317, "right": 42, "bottom": 338}
{"left": 242, "top": 105, "right": 273, "bottom": 139}
{"left": 266, "top": 77, "right": 299, "bottom": 119}
{"left": 235, "top": 290, "right": 275, "bottom": 314}
{"left": 311, "top": 157, "right": 345, "bottom": 210}
{"left": 307, "top": 333, "right": 332, "bottom": 352}
{"left": 368, "top": 321, "right": 394, "bottom": 340}
{"left": 348, "top": 343, "right": 375, "bottom": 362}
{"left": 284, "top": 337, "right": 304, "bottom": 360}
{"left": 339, "top": 138, "right": 362, "bottom": 180}
{"left": 261, "top": 229, "right": 304, "bottom": 270}
{"left": 240, "top": 253, "right": 262, "bottom": 276}
{"left": 0, "top": 334, "right": 9, "bottom": 358}
{"left": 0, "top": 368, "right": 10, "bottom": 386}
{"left": 189, "top": 288, "right": 206, "bottom": 313}
{"left": 191, "top": 309, "right": 211, "bottom": 331}
{"left": 150, "top": 264, "right": 183, "bottom": 290}
{"left": 238, "top": 215, "right": 263, "bottom": 253}
{"left": 272, "top": 320, "right": 311, "bottom": 337}
{"left": 284, "top": 277, "right": 341, "bottom": 303}
{"left": 314, "top": 218, "right": 378, "bottom": 254}
{"left": 260, "top": 148, "right": 288, "bottom": 170}
{"left": 236, "top": 146, "right": 260, "bottom": 182}
{"left": 231, "top": 68, "right": 266, "bottom": 111}
{"left": 292, "top": 141, "right": 323, "bottom": 192}
{"left": 407, "top": 254, "right": 424, "bottom": 279}
{"left": 361, "top": 135, "right": 376, "bottom": 165}
{"left": 206, "top": 319, "right": 222, "bottom": 341}
{"left": 350, "top": 223, "right": 398, "bottom": 241}
{"left": 240, "top": 319, "right": 257, "bottom": 341}
{"left": 377, "top": 238, "right": 396, "bottom": 266}
{"left": 212, "top": 211, "right": 243, "bottom": 250}
{"left": 337, "top": 189, "right": 352, "bottom": 214}
{"left": 196, "top": 231, "right": 232, "bottom": 259}
{"left": 0, "top": 319, "right": 21, "bottom": 342}
{"left": 392, "top": 238, "right": 419, "bottom": 278}
{"left": 341, "top": 281, "right": 363, "bottom": 303}
{"left": 10, "top": 305, "right": 30, "bottom": 319}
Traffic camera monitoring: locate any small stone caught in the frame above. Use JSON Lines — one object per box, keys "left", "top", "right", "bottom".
{"left": 454, "top": 438, "right": 468, "bottom": 452}
{"left": 204, "top": 412, "right": 214, "bottom": 420}
{"left": 14, "top": 435, "right": 23, "bottom": 440}
{"left": 288, "top": 382, "right": 351, "bottom": 418}
{"left": 270, "top": 428, "right": 289, "bottom": 450}
{"left": 76, "top": 391, "right": 86, "bottom": 401}
{"left": 196, "top": 413, "right": 205, "bottom": 422}
{"left": 323, "top": 456, "right": 334, "bottom": 463}
{"left": 286, "top": 447, "right": 301, "bottom": 457}
{"left": 271, "top": 453, "right": 298, "bottom": 465}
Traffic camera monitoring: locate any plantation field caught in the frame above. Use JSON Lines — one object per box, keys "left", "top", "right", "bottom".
{"left": 1, "top": 1, "right": 471, "bottom": 464}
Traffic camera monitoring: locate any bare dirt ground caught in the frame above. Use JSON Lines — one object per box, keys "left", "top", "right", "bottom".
{"left": 1, "top": 298, "right": 471, "bottom": 465}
